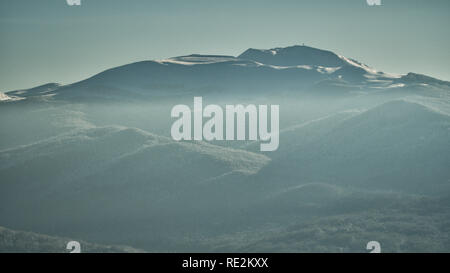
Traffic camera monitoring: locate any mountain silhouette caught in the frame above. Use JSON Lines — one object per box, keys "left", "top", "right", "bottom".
{"left": 238, "top": 45, "right": 346, "bottom": 67}
{"left": 3, "top": 45, "right": 449, "bottom": 102}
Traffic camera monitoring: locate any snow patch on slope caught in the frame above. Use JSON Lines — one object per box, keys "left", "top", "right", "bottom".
{"left": 0, "top": 92, "right": 24, "bottom": 102}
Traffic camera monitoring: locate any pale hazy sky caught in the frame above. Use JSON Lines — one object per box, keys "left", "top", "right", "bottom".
{"left": 0, "top": 0, "right": 449, "bottom": 91}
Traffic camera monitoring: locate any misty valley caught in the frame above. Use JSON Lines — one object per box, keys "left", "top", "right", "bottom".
{"left": 0, "top": 46, "right": 449, "bottom": 252}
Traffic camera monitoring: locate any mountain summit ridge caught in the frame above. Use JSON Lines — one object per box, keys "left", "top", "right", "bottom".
{"left": 238, "top": 45, "right": 346, "bottom": 67}
{"left": 3, "top": 45, "right": 449, "bottom": 101}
